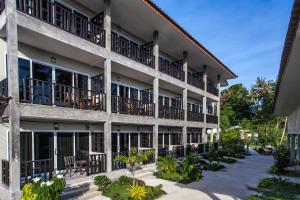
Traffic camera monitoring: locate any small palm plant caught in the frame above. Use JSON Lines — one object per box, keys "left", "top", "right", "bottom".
{"left": 128, "top": 184, "right": 147, "bottom": 200}
{"left": 114, "top": 147, "right": 154, "bottom": 185}
{"left": 156, "top": 156, "right": 177, "bottom": 173}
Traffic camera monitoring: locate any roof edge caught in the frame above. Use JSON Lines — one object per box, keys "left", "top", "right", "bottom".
{"left": 143, "top": 0, "right": 238, "bottom": 79}
{"left": 274, "top": 0, "right": 300, "bottom": 114}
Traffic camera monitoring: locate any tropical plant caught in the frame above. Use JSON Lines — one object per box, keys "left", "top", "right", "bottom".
{"left": 94, "top": 175, "right": 111, "bottom": 191}
{"left": 21, "top": 175, "right": 65, "bottom": 200}
{"left": 273, "top": 144, "right": 290, "bottom": 172}
{"left": 115, "top": 147, "right": 154, "bottom": 185}
{"left": 128, "top": 184, "right": 147, "bottom": 200}
{"left": 220, "top": 129, "right": 245, "bottom": 154}
{"left": 156, "top": 156, "right": 177, "bottom": 173}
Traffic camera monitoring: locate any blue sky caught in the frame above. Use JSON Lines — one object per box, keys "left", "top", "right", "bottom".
{"left": 152, "top": 0, "right": 293, "bottom": 89}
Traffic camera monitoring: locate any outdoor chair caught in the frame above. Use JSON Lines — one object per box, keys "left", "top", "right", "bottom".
{"left": 64, "top": 156, "right": 86, "bottom": 177}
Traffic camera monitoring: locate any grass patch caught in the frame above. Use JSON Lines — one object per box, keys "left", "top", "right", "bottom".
{"left": 248, "top": 177, "right": 300, "bottom": 200}
{"left": 154, "top": 171, "right": 181, "bottom": 183}
{"left": 269, "top": 165, "right": 300, "bottom": 177}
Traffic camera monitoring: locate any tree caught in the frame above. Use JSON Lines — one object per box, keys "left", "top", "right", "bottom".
{"left": 221, "top": 84, "right": 253, "bottom": 126}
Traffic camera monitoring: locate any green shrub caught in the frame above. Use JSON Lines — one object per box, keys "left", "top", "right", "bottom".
{"left": 21, "top": 175, "right": 66, "bottom": 200}
{"left": 258, "top": 177, "right": 288, "bottom": 188}
{"left": 220, "top": 129, "right": 245, "bottom": 155}
{"left": 273, "top": 144, "right": 290, "bottom": 172}
{"left": 118, "top": 175, "right": 132, "bottom": 185}
{"left": 94, "top": 175, "right": 111, "bottom": 191}
{"left": 156, "top": 156, "right": 177, "bottom": 173}
{"left": 220, "top": 157, "right": 237, "bottom": 163}
{"left": 145, "top": 184, "right": 166, "bottom": 200}
{"left": 204, "top": 162, "right": 225, "bottom": 171}
{"left": 128, "top": 184, "right": 147, "bottom": 200}
{"left": 179, "top": 155, "right": 201, "bottom": 183}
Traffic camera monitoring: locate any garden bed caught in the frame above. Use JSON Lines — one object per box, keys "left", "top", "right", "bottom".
{"left": 248, "top": 177, "right": 300, "bottom": 199}
{"left": 95, "top": 175, "right": 166, "bottom": 200}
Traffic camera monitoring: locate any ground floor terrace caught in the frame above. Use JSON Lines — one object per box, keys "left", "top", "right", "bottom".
{"left": 0, "top": 121, "right": 219, "bottom": 193}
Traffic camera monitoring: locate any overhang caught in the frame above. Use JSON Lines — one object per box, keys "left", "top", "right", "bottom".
{"left": 274, "top": 0, "right": 300, "bottom": 115}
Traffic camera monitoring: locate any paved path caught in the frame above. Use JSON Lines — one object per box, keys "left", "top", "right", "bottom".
{"left": 143, "top": 150, "right": 274, "bottom": 200}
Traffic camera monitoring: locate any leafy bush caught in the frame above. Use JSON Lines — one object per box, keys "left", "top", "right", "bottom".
{"left": 179, "top": 155, "right": 201, "bottom": 183}
{"left": 118, "top": 175, "right": 132, "bottom": 185}
{"left": 156, "top": 156, "right": 177, "bottom": 173}
{"left": 145, "top": 184, "right": 166, "bottom": 200}
{"left": 219, "top": 157, "right": 237, "bottom": 163}
{"left": 273, "top": 144, "right": 290, "bottom": 172}
{"left": 204, "top": 162, "right": 225, "bottom": 171}
{"left": 94, "top": 175, "right": 111, "bottom": 191}
{"left": 258, "top": 177, "right": 288, "bottom": 188}
{"left": 21, "top": 175, "right": 65, "bottom": 200}
{"left": 128, "top": 184, "right": 147, "bottom": 200}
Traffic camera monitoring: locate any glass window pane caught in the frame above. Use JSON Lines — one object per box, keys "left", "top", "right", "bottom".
{"left": 55, "top": 68, "right": 72, "bottom": 86}
{"left": 130, "top": 87, "right": 138, "bottom": 100}
{"left": 111, "top": 83, "right": 118, "bottom": 96}
{"left": 32, "top": 62, "right": 52, "bottom": 82}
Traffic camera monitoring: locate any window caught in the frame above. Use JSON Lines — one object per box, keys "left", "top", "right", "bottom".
{"left": 130, "top": 87, "right": 138, "bottom": 100}
{"left": 92, "top": 132, "right": 104, "bottom": 152}
{"left": 18, "top": 58, "right": 30, "bottom": 101}
{"left": 171, "top": 133, "right": 181, "bottom": 145}
{"left": 140, "top": 133, "right": 153, "bottom": 148}
{"left": 111, "top": 83, "right": 118, "bottom": 96}
{"left": 55, "top": 68, "right": 72, "bottom": 86}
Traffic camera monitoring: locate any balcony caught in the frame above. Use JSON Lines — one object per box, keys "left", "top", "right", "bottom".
{"left": 20, "top": 78, "right": 106, "bottom": 112}
{"left": 206, "top": 114, "right": 218, "bottom": 124}
{"left": 111, "top": 32, "right": 155, "bottom": 68}
{"left": 159, "top": 106, "right": 184, "bottom": 120}
{"left": 159, "top": 57, "right": 185, "bottom": 81}
{"left": 207, "top": 83, "right": 219, "bottom": 96}
{"left": 16, "top": 0, "right": 105, "bottom": 47}
{"left": 187, "top": 111, "right": 204, "bottom": 122}
{"left": 187, "top": 72, "right": 204, "bottom": 90}
{"left": 111, "top": 96, "right": 155, "bottom": 117}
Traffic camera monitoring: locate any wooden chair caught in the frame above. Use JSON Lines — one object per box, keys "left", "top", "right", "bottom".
{"left": 64, "top": 156, "right": 80, "bottom": 177}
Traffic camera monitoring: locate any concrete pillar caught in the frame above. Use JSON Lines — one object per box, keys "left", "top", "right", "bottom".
{"left": 203, "top": 66, "right": 207, "bottom": 124}
{"left": 182, "top": 126, "right": 187, "bottom": 156}
{"left": 217, "top": 75, "right": 221, "bottom": 141}
{"left": 202, "top": 128, "right": 206, "bottom": 143}
{"left": 152, "top": 31, "right": 159, "bottom": 118}
{"left": 297, "top": 135, "right": 300, "bottom": 160}
{"left": 104, "top": 0, "right": 111, "bottom": 51}
{"left": 153, "top": 124, "right": 158, "bottom": 160}
{"left": 104, "top": 121, "right": 112, "bottom": 172}
{"left": 6, "top": 0, "right": 21, "bottom": 198}
{"left": 182, "top": 51, "right": 188, "bottom": 122}
{"left": 291, "top": 134, "right": 296, "bottom": 162}
{"left": 104, "top": 59, "right": 111, "bottom": 113}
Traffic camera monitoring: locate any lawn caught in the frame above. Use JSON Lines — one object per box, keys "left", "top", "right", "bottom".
{"left": 248, "top": 177, "right": 300, "bottom": 200}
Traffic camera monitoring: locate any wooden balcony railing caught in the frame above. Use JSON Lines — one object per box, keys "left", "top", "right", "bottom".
{"left": 0, "top": 0, "right": 5, "bottom": 15}
{"left": 86, "top": 154, "right": 107, "bottom": 176}
{"left": 159, "top": 106, "right": 184, "bottom": 120}
{"left": 20, "top": 78, "right": 106, "bottom": 111}
{"left": 207, "top": 83, "right": 219, "bottom": 96}
{"left": 170, "top": 145, "right": 184, "bottom": 158}
{"left": 17, "top": 0, "right": 105, "bottom": 47}
{"left": 187, "top": 72, "right": 204, "bottom": 90}
{"left": 206, "top": 114, "right": 218, "bottom": 124}
{"left": 1, "top": 159, "right": 9, "bottom": 187}
{"left": 111, "top": 32, "right": 155, "bottom": 68}
{"left": 112, "top": 151, "right": 128, "bottom": 171}
{"left": 21, "top": 159, "right": 53, "bottom": 186}
{"left": 111, "top": 96, "right": 155, "bottom": 117}
{"left": 159, "top": 57, "right": 185, "bottom": 81}
{"left": 198, "top": 143, "right": 205, "bottom": 154}
{"left": 187, "top": 111, "right": 204, "bottom": 122}
{"left": 186, "top": 144, "right": 198, "bottom": 155}
{"left": 0, "top": 78, "right": 8, "bottom": 97}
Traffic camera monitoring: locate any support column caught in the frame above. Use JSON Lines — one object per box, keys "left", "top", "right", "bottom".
{"left": 287, "top": 134, "right": 291, "bottom": 149}
{"left": 217, "top": 75, "right": 221, "bottom": 142}
{"left": 153, "top": 31, "right": 159, "bottom": 118}
{"left": 297, "top": 135, "right": 300, "bottom": 160}
{"left": 153, "top": 124, "right": 158, "bottom": 160}
{"left": 104, "top": 0, "right": 111, "bottom": 51}
{"left": 104, "top": 122, "right": 112, "bottom": 172}
{"left": 104, "top": 59, "right": 111, "bottom": 113}
{"left": 203, "top": 66, "right": 207, "bottom": 144}
{"left": 182, "top": 52, "right": 188, "bottom": 156}
{"left": 291, "top": 134, "right": 296, "bottom": 162}
{"left": 6, "top": 0, "right": 21, "bottom": 198}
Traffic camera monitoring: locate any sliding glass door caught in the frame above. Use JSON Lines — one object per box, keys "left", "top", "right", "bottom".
{"left": 75, "top": 132, "right": 89, "bottom": 160}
